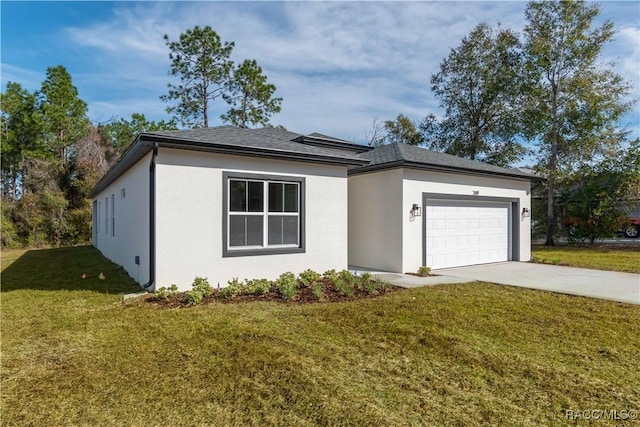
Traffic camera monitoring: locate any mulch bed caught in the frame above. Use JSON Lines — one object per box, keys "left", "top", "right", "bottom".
{"left": 144, "top": 279, "right": 404, "bottom": 308}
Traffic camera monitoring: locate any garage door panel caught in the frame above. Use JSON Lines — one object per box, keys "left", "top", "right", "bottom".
{"left": 425, "top": 200, "right": 510, "bottom": 269}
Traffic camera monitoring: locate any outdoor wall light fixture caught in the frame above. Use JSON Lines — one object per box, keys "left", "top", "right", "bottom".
{"left": 411, "top": 204, "right": 422, "bottom": 217}
{"left": 521, "top": 207, "right": 531, "bottom": 217}
{"left": 473, "top": 190, "right": 480, "bottom": 196}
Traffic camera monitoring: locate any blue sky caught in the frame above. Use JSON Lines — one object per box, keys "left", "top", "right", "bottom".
{"left": 2, "top": 1, "right": 639, "bottom": 148}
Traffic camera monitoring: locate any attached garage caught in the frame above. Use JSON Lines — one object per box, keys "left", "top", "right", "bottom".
{"left": 424, "top": 198, "right": 514, "bottom": 269}
{"left": 348, "top": 143, "right": 542, "bottom": 274}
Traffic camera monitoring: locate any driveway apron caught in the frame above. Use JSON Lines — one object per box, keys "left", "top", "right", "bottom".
{"left": 435, "top": 262, "right": 640, "bottom": 305}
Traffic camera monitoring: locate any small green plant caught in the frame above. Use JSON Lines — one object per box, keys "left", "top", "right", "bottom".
{"left": 219, "top": 277, "right": 245, "bottom": 299}
{"left": 185, "top": 290, "right": 204, "bottom": 305}
{"left": 417, "top": 266, "right": 431, "bottom": 277}
{"left": 356, "top": 272, "right": 372, "bottom": 291}
{"left": 312, "top": 283, "right": 324, "bottom": 300}
{"left": 334, "top": 279, "right": 354, "bottom": 297}
{"left": 323, "top": 269, "right": 339, "bottom": 283}
{"left": 339, "top": 269, "right": 355, "bottom": 284}
{"left": 192, "top": 277, "right": 213, "bottom": 297}
{"left": 551, "top": 258, "right": 562, "bottom": 265}
{"left": 298, "top": 269, "right": 321, "bottom": 287}
{"left": 153, "top": 283, "right": 180, "bottom": 299}
{"left": 168, "top": 284, "right": 179, "bottom": 297}
{"left": 377, "top": 280, "right": 391, "bottom": 292}
{"left": 276, "top": 272, "right": 297, "bottom": 300}
{"left": 154, "top": 287, "right": 170, "bottom": 299}
{"left": 246, "top": 278, "right": 271, "bottom": 295}
{"left": 365, "top": 280, "right": 378, "bottom": 294}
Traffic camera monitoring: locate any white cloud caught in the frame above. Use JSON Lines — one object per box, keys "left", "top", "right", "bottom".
{"left": 0, "top": 63, "right": 46, "bottom": 91}
{"left": 10, "top": 1, "right": 636, "bottom": 143}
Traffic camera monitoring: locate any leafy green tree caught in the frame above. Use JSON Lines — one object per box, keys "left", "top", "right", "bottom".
{"left": 522, "top": 0, "right": 634, "bottom": 245}
{"left": 367, "top": 114, "right": 423, "bottom": 146}
{"left": 1, "top": 82, "right": 43, "bottom": 200}
{"left": 15, "top": 157, "right": 69, "bottom": 246}
{"left": 38, "top": 65, "right": 89, "bottom": 163}
{"left": 103, "top": 113, "right": 177, "bottom": 154}
{"left": 559, "top": 140, "right": 640, "bottom": 243}
{"left": 221, "top": 59, "right": 282, "bottom": 128}
{"left": 161, "top": 26, "right": 234, "bottom": 128}
{"left": 383, "top": 114, "right": 423, "bottom": 146}
{"left": 425, "top": 23, "right": 525, "bottom": 167}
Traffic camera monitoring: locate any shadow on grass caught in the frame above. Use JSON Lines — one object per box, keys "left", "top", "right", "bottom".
{"left": 1, "top": 245, "right": 141, "bottom": 294}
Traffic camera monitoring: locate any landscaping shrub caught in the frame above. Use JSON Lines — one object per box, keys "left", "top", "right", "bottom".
{"left": 312, "top": 283, "right": 324, "bottom": 300}
{"left": 365, "top": 280, "right": 378, "bottom": 294}
{"left": 339, "top": 269, "right": 355, "bottom": 284}
{"left": 334, "top": 279, "right": 354, "bottom": 297}
{"left": 185, "top": 290, "right": 204, "bottom": 305}
{"left": 377, "top": 280, "right": 391, "bottom": 292}
{"left": 276, "top": 272, "right": 297, "bottom": 300}
{"left": 417, "top": 266, "right": 431, "bottom": 277}
{"left": 298, "top": 269, "right": 321, "bottom": 287}
{"left": 219, "top": 278, "right": 246, "bottom": 299}
{"left": 192, "top": 277, "right": 213, "bottom": 297}
{"left": 323, "top": 269, "right": 339, "bottom": 283}
{"left": 154, "top": 287, "right": 170, "bottom": 299}
{"left": 154, "top": 284, "right": 180, "bottom": 299}
{"left": 246, "top": 278, "right": 271, "bottom": 295}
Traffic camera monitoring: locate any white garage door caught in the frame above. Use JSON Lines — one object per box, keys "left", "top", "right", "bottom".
{"left": 425, "top": 200, "right": 510, "bottom": 269}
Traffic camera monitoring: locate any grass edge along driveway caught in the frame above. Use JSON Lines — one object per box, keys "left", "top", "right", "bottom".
{"left": 2, "top": 246, "right": 639, "bottom": 426}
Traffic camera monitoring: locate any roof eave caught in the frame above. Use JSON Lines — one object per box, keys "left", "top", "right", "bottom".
{"left": 348, "top": 160, "right": 545, "bottom": 181}
{"left": 89, "top": 133, "right": 369, "bottom": 198}
{"left": 139, "top": 134, "right": 368, "bottom": 166}
{"left": 296, "top": 135, "right": 374, "bottom": 153}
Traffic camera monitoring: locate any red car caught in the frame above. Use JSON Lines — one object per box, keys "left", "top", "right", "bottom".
{"left": 562, "top": 215, "right": 640, "bottom": 238}
{"left": 623, "top": 218, "right": 640, "bottom": 238}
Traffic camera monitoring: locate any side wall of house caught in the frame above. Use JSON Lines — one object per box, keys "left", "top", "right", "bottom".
{"left": 401, "top": 169, "right": 531, "bottom": 273}
{"left": 92, "top": 152, "right": 151, "bottom": 285}
{"left": 154, "top": 148, "right": 349, "bottom": 290}
{"left": 347, "top": 169, "right": 403, "bottom": 272}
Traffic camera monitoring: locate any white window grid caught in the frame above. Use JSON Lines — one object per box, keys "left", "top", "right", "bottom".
{"left": 227, "top": 179, "right": 300, "bottom": 250}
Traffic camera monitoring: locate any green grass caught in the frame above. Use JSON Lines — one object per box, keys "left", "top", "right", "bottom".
{"left": 2, "top": 246, "right": 639, "bottom": 426}
{"left": 532, "top": 245, "right": 640, "bottom": 273}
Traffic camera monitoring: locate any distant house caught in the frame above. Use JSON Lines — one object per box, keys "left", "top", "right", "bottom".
{"left": 90, "top": 125, "right": 541, "bottom": 291}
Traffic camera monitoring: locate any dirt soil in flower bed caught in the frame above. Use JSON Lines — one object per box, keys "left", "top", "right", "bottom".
{"left": 404, "top": 272, "right": 440, "bottom": 277}
{"left": 145, "top": 279, "right": 404, "bottom": 308}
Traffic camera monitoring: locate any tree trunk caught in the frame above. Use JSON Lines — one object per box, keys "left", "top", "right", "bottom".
{"left": 546, "top": 84, "right": 560, "bottom": 246}
{"left": 202, "top": 78, "right": 209, "bottom": 128}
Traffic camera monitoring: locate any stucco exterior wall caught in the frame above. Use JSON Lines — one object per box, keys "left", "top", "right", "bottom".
{"left": 154, "top": 148, "right": 349, "bottom": 290}
{"left": 348, "top": 169, "right": 403, "bottom": 272}
{"left": 401, "top": 168, "right": 531, "bottom": 273}
{"left": 92, "top": 152, "right": 151, "bottom": 285}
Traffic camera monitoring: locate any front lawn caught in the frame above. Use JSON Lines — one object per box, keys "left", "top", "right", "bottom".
{"left": 532, "top": 244, "right": 640, "bottom": 273}
{"left": 2, "top": 246, "right": 639, "bottom": 426}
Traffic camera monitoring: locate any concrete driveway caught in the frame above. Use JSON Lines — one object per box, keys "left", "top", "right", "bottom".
{"left": 435, "top": 262, "right": 640, "bottom": 305}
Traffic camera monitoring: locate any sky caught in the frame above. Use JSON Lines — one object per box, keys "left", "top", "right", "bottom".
{"left": 1, "top": 1, "right": 639, "bottom": 149}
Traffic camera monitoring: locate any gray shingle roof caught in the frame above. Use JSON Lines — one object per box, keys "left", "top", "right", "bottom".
{"left": 353, "top": 143, "right": 542, "bottom": 180}
{"left": 90, "top": 125, "right": 367, "bottom": 198}
{"left": 91, "top": 126, "right": 541, "bottom": 198}
{"left": 143, "top": 126, "right": 364, "bottom": 161}
{"left": 249, "top": 127, "right": 304, "bottom": 141}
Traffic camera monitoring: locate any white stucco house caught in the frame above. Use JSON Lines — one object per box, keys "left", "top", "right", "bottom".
{"left": 89, "top": 125, "right": 541, "bottom": 291}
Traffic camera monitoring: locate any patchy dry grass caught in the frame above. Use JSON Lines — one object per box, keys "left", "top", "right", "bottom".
{"left": 532, "top": 245, "right": 640, "bottom": 273}
{"left": 2, "top": 246, "right": 639, "bottom": 426}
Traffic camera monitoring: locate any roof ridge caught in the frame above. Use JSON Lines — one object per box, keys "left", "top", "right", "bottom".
{"left": 392, "top": 142, "right": 403, "bottom": 161}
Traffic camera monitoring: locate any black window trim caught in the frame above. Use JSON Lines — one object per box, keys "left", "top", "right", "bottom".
{"left": 223, "top": 171, "right": 305, "bottom": 257}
